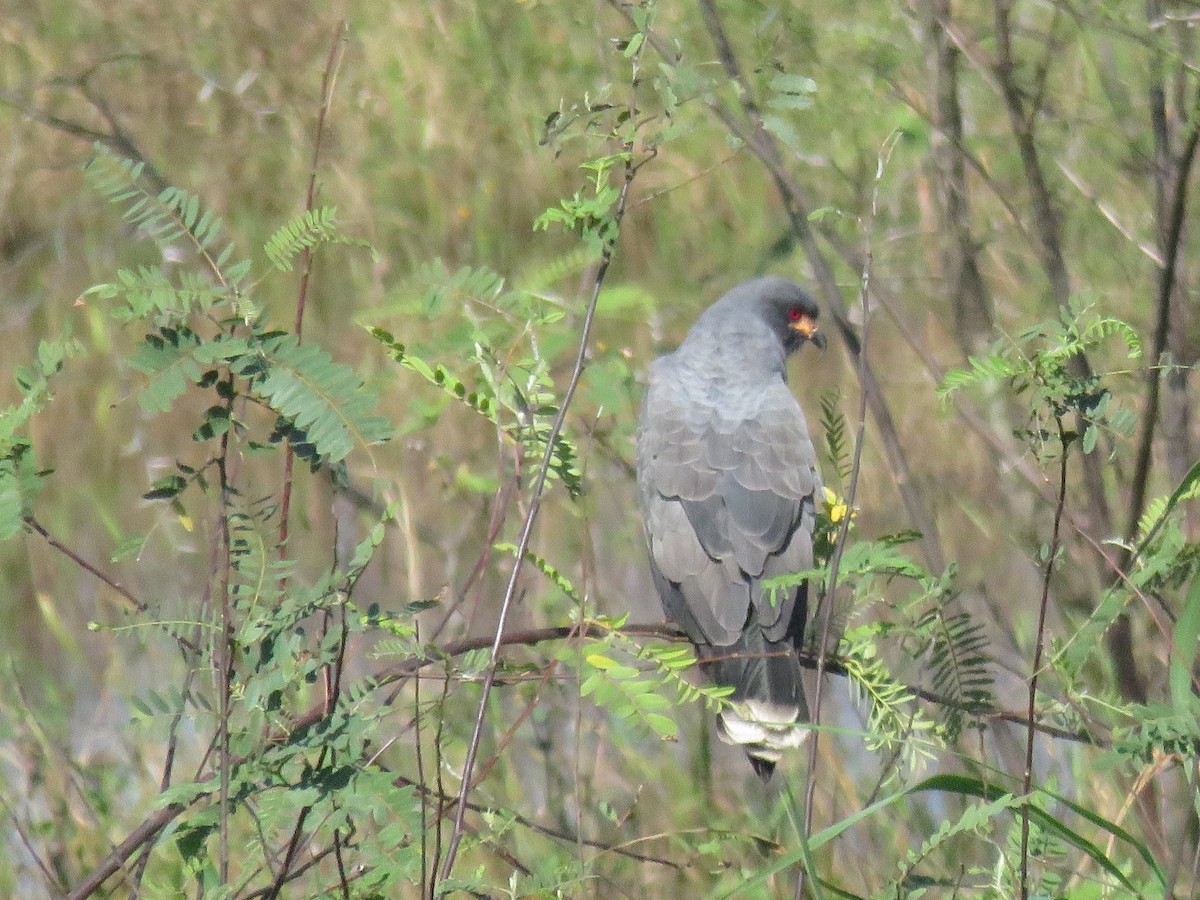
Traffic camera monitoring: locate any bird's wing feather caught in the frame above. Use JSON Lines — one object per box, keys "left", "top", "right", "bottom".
{"left": 638, "top": 372, "right": 819, "bottom": 647}
{"left": 643, "top": 496, "right": 749, "bottom": 643}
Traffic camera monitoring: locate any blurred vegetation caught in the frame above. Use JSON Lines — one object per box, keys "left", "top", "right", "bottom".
{"left": 1, "top": 0, "right": 1199, "bottom": 897}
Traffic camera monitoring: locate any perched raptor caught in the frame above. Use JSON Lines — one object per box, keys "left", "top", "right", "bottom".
{"left": 636, "top": 276, "right": 825, "bottom": 780}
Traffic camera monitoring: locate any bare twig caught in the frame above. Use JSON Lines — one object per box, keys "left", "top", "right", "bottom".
{"left": 0, "top": 71, "right": 169, "bottom": 194}
{"left": 1055, "top": 160, "right": 1165, "bottom": 267}
{"left": 434, "top": 33, "right": 647, "bottom": 885}
{"left": 212, "top": 373, "right": 238, "bottom": 885}
{"left": 24, "top": 516, "right": 146, "bottom": 614}
{"left": 0, "top": 791, "right": 62, "bottom": 896}
{"left": 921, "top": 0, "right": 995, "bottom": 354}
{"left": 278, "top": 20, "right": 347, "bottom": 558}
{"left": 413, "top": 620, "right": 430, "bottom": 900}
{"left": 798, "top": 131, "right": 900, "bottom": 900}
{"left": 1019, "top": 417, "right": 1069, "bottom": 900}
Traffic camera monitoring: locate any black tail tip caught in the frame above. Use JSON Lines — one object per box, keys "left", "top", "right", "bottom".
{"left": 749, "top": 755, "right": 776, "bottom": 781}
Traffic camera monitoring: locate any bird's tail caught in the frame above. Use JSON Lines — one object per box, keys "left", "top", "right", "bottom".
{"left": 702, "top": 632, "right": 808, "bottom": 781}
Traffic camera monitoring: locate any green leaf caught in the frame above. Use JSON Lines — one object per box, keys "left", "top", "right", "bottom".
{"left": 0, "top": 458, "right": 25, "bottom": 540}
{"left": 144, "top": 474, "right": 187, "bottom": 501}
{"left": 1170, "top": 577, "right": 1200, "bottom": 713}
{"left": 736, "top": 775, "right": 1157, "bottom": 897}
{"left": 128, "top": 326, "right": 205, "bottom": 414}
{"left": 241, "top": 333, "right": 393, "bottom": 464}
{"left": 264, "top": 206, "right": 342, "bottom": 271}
{"left": 1082, "top": 424, "right": 1098, "bottom": 454}
{"left": 762, "top": 112, "right": 801, "bottom": 149}
{"left": 643, "top": 712, "right": 677, "bottom": 739}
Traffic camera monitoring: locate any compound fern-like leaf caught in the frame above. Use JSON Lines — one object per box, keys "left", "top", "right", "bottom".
{"left": 239, "top": 334, "right": 392, "bottom": 464}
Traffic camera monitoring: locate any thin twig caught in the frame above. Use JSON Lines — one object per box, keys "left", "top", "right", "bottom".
{"left": 413, "top": 620, "right": 430, "bottom": 900}
{"left": 434, "top": 48, "right": 645, "bottom": 887}
{"left": 0, "top": 79, "right": 169, "bottom": 194}
{"left": 798, "top": 130, "right": 900, "bottom": 900}
{"left": 23, "top": 516, "right": 146, "bottom": 613}
{"left": 278, "top": 20, "right": 347, "bottom": 558}
{"left": 214, "top": 374, "right": 238, "bottom": 885}
{"left": 0, "top": 791, "right": 62, "bottom": 895}
{"left": 1019, "top": 417, "right": 1069, "bottom": 900}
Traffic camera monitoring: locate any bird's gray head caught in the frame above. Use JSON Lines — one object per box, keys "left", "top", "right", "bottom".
{"left": 693, "top": 276, "right": 826, "bottom": 356}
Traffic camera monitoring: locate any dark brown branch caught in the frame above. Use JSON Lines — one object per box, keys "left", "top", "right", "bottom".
{"left": 67, "top": 802, "right": 188, "bottom": 900}
{"left": 0, "top": 69, "right": 168, "bottom": 195}
{"left": 1020, "top": 416, "right": 1069, "bottom": 900}
{"left": 1123, "top": 79, "right": 1200, "bottom": 558}
{"left": 922, "top": 0, "right": 995, "bottom": 354}
{"left": 24, "top": 515, "right": 146, "bottom": 614}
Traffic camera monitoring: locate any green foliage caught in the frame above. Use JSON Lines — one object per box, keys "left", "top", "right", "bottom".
{"left": 818, "top": 388, "right": 852, "bottom": 489}
{"left": 495, "top": 541, "right": 581, "bottom": 602}
{"left": 1054, "top": 465, "right": 1200, "bottom": 686}
{"left": 839, "top": 636, "right": 940, "bottom": 775}
{"left": 916, "top": 606, "right": 992, "bottom": 740}
{"left": 762, "top": 71, "right": 819, "bottom": 150}
{"left": 1135, "top": 458, "right": 1200, "bottom": 548}
{"left": 940, "top": 301, "right": 1140, "bottom": 459}
{"left": 83, "top": 145, "right": 251, "bottom": 316}
{"left": 263, "top": 206, "right": 342, "bottom": 271}
{"left": 0, "top": 335, "right": 82, "bottom": 537}
{"left": 555, "top": 614, "right": 732, "bottom": 743}
{"left": 372, "top": 325, "right": 583, "bottom": 498}
{"left": 771, "top": 526, "right": 993, "bottom": 772}
{"left": 241, "top": 332, "right": 392, "bottom": 464}
{"left": 534, "top": 152, "right": 628, "bottom": 255}
{"left": 887, "top": 790, "right": 1021, "bottom": 895}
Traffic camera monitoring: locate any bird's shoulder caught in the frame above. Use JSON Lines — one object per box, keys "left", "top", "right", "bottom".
{"left": 638, "top": 360, "right": 817, "bottom": 502}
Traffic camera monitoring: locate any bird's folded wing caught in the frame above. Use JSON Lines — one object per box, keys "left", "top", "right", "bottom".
{"left": 639, "top": 381, "right": 820, "bottom": 646}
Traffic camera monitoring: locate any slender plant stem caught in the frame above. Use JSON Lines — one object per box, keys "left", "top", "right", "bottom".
{"left": 216, "top": 396, "right": 234, "bottom": 884}
{"left": 436, "top": 82, "right": 642, "bottom": 885}
{"left": 796, "top": 131, "right": 898, "bottom": 900}
{"left": 1020, "top": 417, "right": 1069, "bottom": 900}
{"left": 413, "top": 620, "right": 430, "bottom": 900}
{"left": 23, "top": 516, "right": 146, "bottom": 614}
{"left": 278, "top": 20, "right": 346, "bottom": 558}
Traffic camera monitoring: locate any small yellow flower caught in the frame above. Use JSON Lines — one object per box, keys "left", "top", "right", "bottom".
{"left": 822, "top": 486, "right": 855, "bottom": 527}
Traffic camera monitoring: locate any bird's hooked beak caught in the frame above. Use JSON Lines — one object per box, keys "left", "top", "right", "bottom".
{"left": 789, "top": 315, "right": 826, "bottom": 350}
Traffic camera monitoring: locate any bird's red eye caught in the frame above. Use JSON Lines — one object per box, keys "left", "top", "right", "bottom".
{"left": 787, "top": 307, "right": 803, "bottom": 321}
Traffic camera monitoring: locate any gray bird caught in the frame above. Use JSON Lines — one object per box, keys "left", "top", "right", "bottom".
{"left": 636, "top": 276, "right": 825, "bottom": 780}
